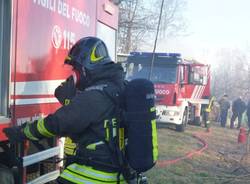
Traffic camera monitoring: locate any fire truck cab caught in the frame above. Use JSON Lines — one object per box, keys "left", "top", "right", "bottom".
{"left": 0, "top": 0, "right": 119, "bottom": 183}
{"left": 125, "top": 52, "right": 210, "bottom": 131}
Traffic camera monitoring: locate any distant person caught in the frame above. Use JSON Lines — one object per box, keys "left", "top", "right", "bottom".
{"left": 218, "top": 94, "right": 230, "bottom": 127}
{"left": 204, "top": 96, "right": 215, "bottom": 132}
{"left": 247, "top": 98, "right": 250, "bottom": 129}
{"left": 230, "top": 96, "right": 246, "bottom": 129}
{"left": 212, "top": 101, "right": 220, "bottom": 123}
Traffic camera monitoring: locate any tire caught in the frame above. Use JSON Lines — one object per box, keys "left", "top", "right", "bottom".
{"left": 176, "top": 109, "right": 188, "bottom": 132}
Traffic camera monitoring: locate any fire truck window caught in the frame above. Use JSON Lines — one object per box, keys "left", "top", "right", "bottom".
{"left": 125, "top": 62, "right": 177, "bottom": 84}
{"left": 0, "top": 0, "right": 11, "bottom": 117}
{"left": 193, "top": 73, "right": 202, "bottom": 83}
{"left": 179, "top": 66, "right": 184, "bottom": 83}
{"left": 190, "top": 66, "right": 208, "bottom": 85}
{"left": 202, "top": 75, "right": 208, "bottom": 85}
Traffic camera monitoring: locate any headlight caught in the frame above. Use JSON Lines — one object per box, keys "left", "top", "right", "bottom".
{"left": 156, "top": 105, "right": 167, "bottom": 115}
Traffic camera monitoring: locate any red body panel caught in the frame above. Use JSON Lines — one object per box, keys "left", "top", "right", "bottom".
{"left": 155, "top": 63, "right": 210, "bottom": 106}
{"left": 0, "top": 0, "right": 118, "bottom": 141}
{"left": 14, "top": 103, "right": 61, "bottom": 125}
{"left": 14, "top": 0, "right": 97, "bottom": 82}
{"left": 155, "top": 84, "right": 179, "bottom": 106}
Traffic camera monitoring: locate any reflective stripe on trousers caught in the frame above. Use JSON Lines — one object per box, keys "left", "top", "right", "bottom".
{"left": 60, "top": 163, "right": 125, "bottom": 184}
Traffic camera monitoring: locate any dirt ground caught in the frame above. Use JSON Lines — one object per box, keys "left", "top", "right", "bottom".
{"left": 145, "top": 122, "right": 250, "bottom": 184}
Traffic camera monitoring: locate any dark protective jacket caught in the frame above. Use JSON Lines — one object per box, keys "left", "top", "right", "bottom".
{"left": 25, "top": 63, "right": 126, "bottom": 183}
{"left": 232, "top": 98, "right": 246, "bottom": 114}
{"left": 218, "top": 97, "right": 230, "bottom": 112}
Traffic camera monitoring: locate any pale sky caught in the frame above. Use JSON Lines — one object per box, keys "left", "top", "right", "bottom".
{"left": 157, "top": 0, "right": 250, "bottom": 64}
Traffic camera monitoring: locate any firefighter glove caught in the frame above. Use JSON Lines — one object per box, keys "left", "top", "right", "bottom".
{"left": 55, "top": 75, "right": 76, "bottom": 105}
{"left": 3, "top": 126, "right": 26, "bottom": 143}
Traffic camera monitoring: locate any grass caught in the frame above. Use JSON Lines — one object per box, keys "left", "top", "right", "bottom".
{"left": 144, "top": 123, "right": 250, "bottom": 184}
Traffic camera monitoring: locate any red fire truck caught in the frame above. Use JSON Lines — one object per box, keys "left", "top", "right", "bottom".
{"left": 0, "top": 0, "right": 119, "bottom": 183}
{"left": 125, "top": 52, "right": 211, "bottom": 131}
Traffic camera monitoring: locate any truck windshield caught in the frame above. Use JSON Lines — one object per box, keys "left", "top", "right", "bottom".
{"left": 126, "top": 63, "right": 177, "bottom": 83}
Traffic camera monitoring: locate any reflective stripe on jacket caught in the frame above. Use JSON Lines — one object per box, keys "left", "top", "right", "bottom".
{"left": 59, "top": 163, "right": 125, "bottom": 184}
{"left": 205, "top": 97, "right": 215, "bottom": 113}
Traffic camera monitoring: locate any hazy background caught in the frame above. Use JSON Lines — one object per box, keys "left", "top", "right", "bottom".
{"left": 118, "top": 0, "right": 250, "bottom": 100}
{"left": 159, "top": 0, "right": 250, "bottom": 64}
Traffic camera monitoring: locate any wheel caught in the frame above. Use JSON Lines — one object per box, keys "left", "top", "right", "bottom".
{"left": 176, "top": 109, "right": 188, "bottom": 132}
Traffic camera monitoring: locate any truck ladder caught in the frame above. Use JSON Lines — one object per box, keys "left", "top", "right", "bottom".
{"left": 22, "top": 146, "right": 61, "bottom": 184}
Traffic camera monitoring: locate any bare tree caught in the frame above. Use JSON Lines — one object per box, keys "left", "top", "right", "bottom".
{"left": 212, "top": 48, "right": 249, "bottom": 101}
{"left": 155, "top": 0, "right": 187, "bottom": 38}
{"left": 118, "top": 0, "right": 187, "bottom": 53}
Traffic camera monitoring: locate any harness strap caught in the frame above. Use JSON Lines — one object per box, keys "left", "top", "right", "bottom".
{"left": 71, "top": 155, "right": 120, "bottom": 172}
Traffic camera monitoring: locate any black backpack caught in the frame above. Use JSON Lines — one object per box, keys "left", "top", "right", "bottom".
{"left": 103, "top": 78, "right": 158, "bottom": 182}
{"left": 123, "top": 79, "right": 158, "bottom": 172}
{"left": 83, "top": 78, "right": 158, "bottom": 183}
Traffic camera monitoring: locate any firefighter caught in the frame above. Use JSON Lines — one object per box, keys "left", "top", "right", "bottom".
{"left": 3, "top": 37, "right": 127, "bottom": 184}
{"left": 230, "top": 96, "right": 246, "bottom": 129}
{"left": 218, "top": 94, "right": 230, "bottom": 128}
{"left": 204, "top": 96, "right": 215, "bottom": 132}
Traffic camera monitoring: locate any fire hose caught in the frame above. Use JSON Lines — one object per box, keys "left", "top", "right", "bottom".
{"left": 157, "top": 130, "right": 211, "bottom": 168}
